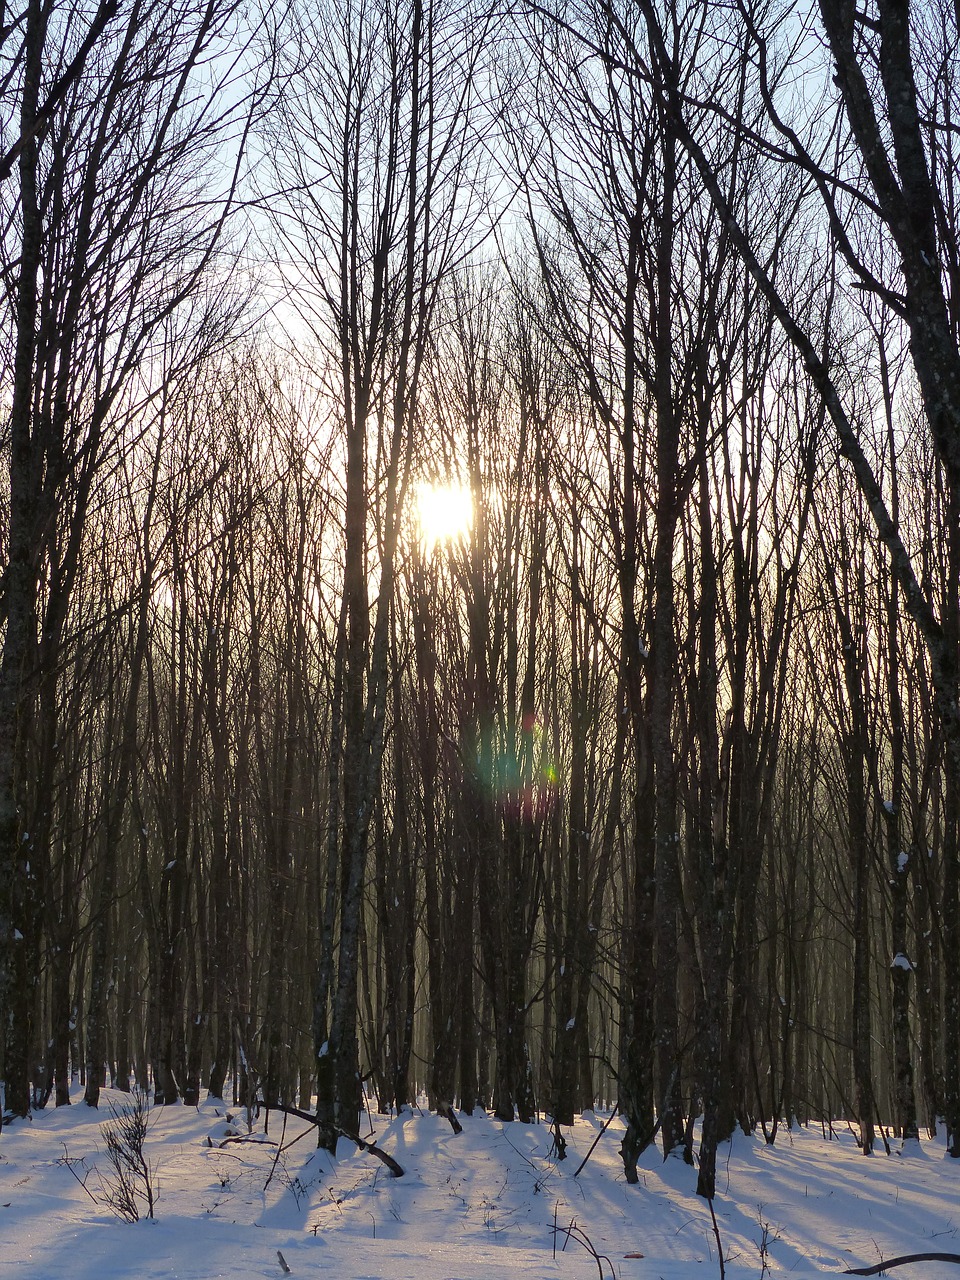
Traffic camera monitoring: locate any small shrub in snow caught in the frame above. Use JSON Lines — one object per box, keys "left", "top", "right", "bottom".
{"left": 98, "top": 1088, "right": 158, "bottom": 1222}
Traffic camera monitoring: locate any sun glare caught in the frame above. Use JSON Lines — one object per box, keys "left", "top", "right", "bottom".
{"left": 416, "top": 481, "right": 473, "bottom": 550}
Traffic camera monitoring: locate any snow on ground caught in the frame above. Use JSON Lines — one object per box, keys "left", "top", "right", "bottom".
{"left": 0, "top": 1092, "right": 958, "bottom": 1280}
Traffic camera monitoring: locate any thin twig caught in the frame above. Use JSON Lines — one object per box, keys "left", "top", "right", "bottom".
{"left": 573, "top": 1105, "right": 620, "bottom": 1178}
{"left": 58, "top": 1144, "right": 99, "bottom": 1204}
{"left": 263, "top": 1107, "right": 289, "bottom": 1193}
{"left": 707, "top": 1192, "right": 725, "bottom": 1280}
{"left": 552, "top": 1219, "right": 615, "bottom": 1280}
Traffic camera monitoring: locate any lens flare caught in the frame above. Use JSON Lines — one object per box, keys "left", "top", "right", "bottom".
{"left": 472, "top": 713, "right": 559, "bottom": 820}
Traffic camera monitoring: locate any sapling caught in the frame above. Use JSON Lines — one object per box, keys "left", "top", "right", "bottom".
{"left": 98, "top": 1087, "right": 158, "bottom": 1221}
{"left": 755, "top": 1206, "right": 781, "bottom": 1278}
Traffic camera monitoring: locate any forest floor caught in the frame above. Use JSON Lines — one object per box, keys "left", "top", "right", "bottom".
{"left": 0, "top": 1090, "right": 958, "bottom": 1279}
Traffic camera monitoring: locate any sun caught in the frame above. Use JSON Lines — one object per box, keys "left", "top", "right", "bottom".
{"left": 415, "top": 481, "right": 473, "bottom": 551}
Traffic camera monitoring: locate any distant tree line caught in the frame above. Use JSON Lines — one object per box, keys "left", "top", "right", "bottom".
{"left": 1, "top": 0, "right": 958, "bottom": 1201}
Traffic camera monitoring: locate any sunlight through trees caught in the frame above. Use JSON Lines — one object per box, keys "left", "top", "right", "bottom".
{"left": 1, "top": 0, "right": 959, "bottom": 1200}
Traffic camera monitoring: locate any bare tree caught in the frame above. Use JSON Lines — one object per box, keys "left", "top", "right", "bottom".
{"left": 261, "top": 0, "right": 497, "bottom": 1141}
{"left": 627, "top": 0, "right": 960, "bottom": 1153}
{"left": 0, "top": 0, "right": 262, "bottom": 1115}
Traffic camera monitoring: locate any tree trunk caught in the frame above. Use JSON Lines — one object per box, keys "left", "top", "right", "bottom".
{"left": 0, "top": 0, "right": 45, "bottom": 1120}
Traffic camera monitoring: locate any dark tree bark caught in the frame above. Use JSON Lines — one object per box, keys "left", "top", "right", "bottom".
{"left": 0, "top": 0, "right": 45, "bottom": 1120}
{"left": 877, "top": 342, "right": 919, "bottom": 1144}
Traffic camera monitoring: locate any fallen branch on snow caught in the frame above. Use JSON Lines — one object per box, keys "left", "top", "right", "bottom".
{"left": 252, "top": 1101, "right": 404, "bottom": 1177}
{"left": 435, "top": 1099, "right": 463, "bottom": 1135}
{"left": 844, "top": 1253, "right": 960, "bottom": 1275}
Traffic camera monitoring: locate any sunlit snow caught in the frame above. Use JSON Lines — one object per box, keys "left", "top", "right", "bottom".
{"left": 1, "top": 1091, "right": 959, "bottom": 1279}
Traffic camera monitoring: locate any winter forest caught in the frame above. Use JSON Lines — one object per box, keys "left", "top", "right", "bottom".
{"left": 1, "top": 0, "right": 959, "bottom": 1211}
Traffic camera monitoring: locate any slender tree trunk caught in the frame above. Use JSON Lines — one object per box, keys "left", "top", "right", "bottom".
{"left": 942, "top": 480, "right": 960, "bottom": 1155}
{"left": 881, "top": 379, "right": 918, "bottom": 1143}
{"left": 834, "top": 555, "right": 876, "bottom": 1156}
{"left": 616, "top": 207, "right": 657, "bottom": 1181}
{"left": 693, "top": 434, "right": 727, "bottom": 1200}
{"left": 650, "top": 100, "right": 685, "bottom": 1159}
{"left": 0, "top": 0, "right": 45, "bottom": 1119}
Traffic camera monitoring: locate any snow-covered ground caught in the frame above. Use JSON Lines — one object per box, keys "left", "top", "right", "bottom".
{"left": 1, "top": 1092, "right": 958, "bottom": 1279}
